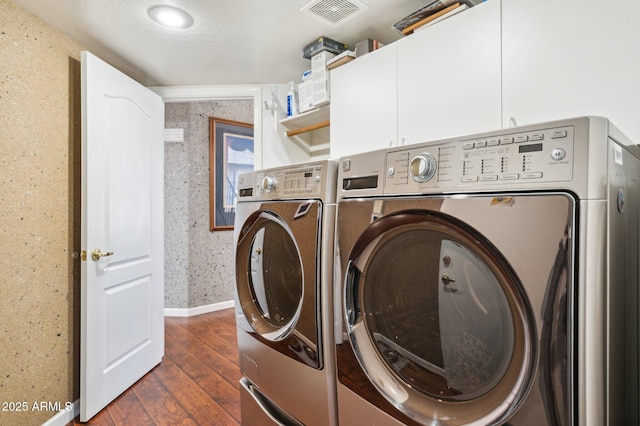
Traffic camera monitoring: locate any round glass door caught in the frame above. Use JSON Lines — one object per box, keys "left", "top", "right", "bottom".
{"left": 236, "top": 210, "right": 304, "bottom": 341}
{"left": 345, "top": 210, "right": 535, "bottom": 424}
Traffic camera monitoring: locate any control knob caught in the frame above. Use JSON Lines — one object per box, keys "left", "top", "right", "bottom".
{"left": 261, "top": 176, "right": 277, "bottom": 192}
{"left": 409, "top": 153, "right": 437, "bottom": 182}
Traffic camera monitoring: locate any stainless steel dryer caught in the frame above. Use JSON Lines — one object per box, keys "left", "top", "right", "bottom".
{"left": 334, "top": 117, "right": 639, "bottom": 425}
{"left": 234, "top": 160, "right": 338, "bottom": 425}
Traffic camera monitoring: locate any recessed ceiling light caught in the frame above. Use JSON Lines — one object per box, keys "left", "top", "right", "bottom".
{"left": 147, "top": 5, "right": 194, "bottom": 29}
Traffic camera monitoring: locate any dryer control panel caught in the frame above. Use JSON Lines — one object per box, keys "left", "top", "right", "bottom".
{"left": 386, "top": 125, "right": 575, "bottom": 190}
{"left": 239, "top": 163, "right": 325, "bottom": 199}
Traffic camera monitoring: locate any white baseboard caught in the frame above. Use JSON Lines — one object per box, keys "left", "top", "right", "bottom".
{"left": 42, "top": 400, "right": 79, "bottom": 426}
{"left": 164, "top": 299, "right": 235, "bottom": 317}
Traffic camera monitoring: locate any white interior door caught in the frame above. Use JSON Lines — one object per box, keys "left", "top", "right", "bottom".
{"left": 80, "top": 51, "right": 164, "bottom": 422}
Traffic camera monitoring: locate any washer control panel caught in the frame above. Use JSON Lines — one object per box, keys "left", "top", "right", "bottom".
{"left": 386, "top": 125, "right": 574, "bottom": 190}
{"left": 241, "top": 164, "right": 324, "bottom": 198}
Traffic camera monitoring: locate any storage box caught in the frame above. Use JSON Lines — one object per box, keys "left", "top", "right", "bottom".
{"left": 355, "top": 38, "right": 385, "bottom": 57}
{"left": 311, "top": 51, "right": 335, "bottom": 70}
{"left": 310, "top": 51, "right": 335, "bottom": 107}
{"left": 298, "top": 80, "right": 315, "bottom": 113}
{"left": 303, "top": 36, "right": 348, "bottom": 59}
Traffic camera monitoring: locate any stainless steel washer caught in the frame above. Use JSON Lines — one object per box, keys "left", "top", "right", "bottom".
{"left": 234, "top": 160, "right": 338, "bottom": 425}
{"left": 334, "top": 117, "right": 639, "bottom": 425}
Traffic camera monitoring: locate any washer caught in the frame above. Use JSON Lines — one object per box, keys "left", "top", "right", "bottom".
{"left": 234, "top": 160, "right": 338, "bottom": 425}
{"left": 334, "top": 117, "right": 639, "bottom": 425}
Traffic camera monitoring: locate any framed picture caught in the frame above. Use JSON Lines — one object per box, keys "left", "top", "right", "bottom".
{"left": 209, "top": 117, "right": 254, "bottom": 231}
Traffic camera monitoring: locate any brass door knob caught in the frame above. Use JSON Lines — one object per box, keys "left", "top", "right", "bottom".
{"left": 91, "top": 249, "right": 114, "bottom": 261}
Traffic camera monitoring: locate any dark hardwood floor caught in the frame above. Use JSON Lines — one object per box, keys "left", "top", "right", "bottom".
{"left": 68, "top": 308, "right": 241, "bottom": 425}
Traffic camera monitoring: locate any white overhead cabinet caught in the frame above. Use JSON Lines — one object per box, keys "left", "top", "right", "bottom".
{"left": 330, "top": 0, "right": 501, "bottom": 158}
{"left": 502, "top": 0, "right": 640, "bottom": 142}
{"left": 330, "top": 0, "right": 640, "bottom": 159}
{"left": 397, "top": 0, "right": 501, "bottom": 146}
{"left": 330, "top": 43, "right": 398, "bottom": 157}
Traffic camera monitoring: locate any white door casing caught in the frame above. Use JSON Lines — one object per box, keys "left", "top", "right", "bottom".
{"left": 80, "top": 51, "right": 164, "bottom": 421}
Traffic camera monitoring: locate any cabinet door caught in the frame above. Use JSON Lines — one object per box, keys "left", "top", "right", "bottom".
{"left": 503, "top": 0, "right": 640, "bottom": 142}
{"left": 397, "top": 0, "right": 501, "bottom": 145}
{"left": 330, "top": 44, "right": 398, "bottom": 158}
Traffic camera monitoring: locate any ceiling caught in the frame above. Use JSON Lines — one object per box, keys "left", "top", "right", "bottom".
{"left": 12, "top": 0, "right": 429, "bottom": 87}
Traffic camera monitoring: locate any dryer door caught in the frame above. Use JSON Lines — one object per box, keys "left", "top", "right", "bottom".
{"left": 235, "top": 200, "right": 323, "bottom": 368}
{"left": 343, "top": 207, "right": 537, "bottom": 425}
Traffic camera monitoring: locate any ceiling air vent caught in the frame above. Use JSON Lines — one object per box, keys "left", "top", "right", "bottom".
{"left": 301, "top": 0, "right": 368, "bottom": 26}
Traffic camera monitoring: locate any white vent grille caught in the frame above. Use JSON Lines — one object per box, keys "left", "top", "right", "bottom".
{"left": 301, "top": 0, "right": 368, "bottom": 26}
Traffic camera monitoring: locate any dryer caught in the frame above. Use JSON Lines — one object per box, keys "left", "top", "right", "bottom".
{"left": 234, "top": 160, "right": 338, "bottom": 425}
{"left": 334, "top": 117, "right": 639, "bottom": 425}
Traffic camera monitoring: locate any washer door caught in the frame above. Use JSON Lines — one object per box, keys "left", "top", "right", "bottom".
{"left": 345, "top": 209, "right": 536, "bottom": 425}
{"left": 236, "top": 201, "right": 322, "bottom": 368}
{"left": 237, "top": 209, "right": 303, "bottom": 340}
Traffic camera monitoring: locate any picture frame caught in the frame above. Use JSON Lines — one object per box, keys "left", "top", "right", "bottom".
{"left": 209, "top": 117, "right": 254, "bottom": 231}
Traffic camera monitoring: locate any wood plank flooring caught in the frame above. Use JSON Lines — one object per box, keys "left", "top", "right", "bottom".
{"left": 68, "top": 308, "right": 241, "bottom": 425}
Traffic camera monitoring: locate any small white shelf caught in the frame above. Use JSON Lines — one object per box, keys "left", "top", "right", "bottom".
{"left": 280, "top": 105, "right": 330, "bottom": 137}
{"left": 279, "top": 105, "right": 330, "bottom": 156}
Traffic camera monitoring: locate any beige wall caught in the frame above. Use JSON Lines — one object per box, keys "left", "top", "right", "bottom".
{"left": 0, "top": 0, "right": 83, "bottom": 424}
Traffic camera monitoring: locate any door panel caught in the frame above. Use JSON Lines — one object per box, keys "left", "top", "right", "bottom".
{"left": 104, "top": 276, "right": 152, "bottom": 368}
{"left": 80, "top": 51, "right": 164, "bottom": 421}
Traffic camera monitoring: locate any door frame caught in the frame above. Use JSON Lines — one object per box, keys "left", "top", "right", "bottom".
{"left": 151, "top": 84, "right": 262, "bottom": 319}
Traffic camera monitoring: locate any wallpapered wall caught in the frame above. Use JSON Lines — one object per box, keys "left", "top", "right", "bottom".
{"left": 0, "top": 0, "right": 83, "bottom": 424}
{"left": 164, "top": 101, "right": 253, "bottom": 309}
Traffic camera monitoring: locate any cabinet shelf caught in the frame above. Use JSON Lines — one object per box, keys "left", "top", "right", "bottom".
{"left": 280, "top": 105, "right": 330, "bottom": 137}
{"left": 279, "top": 105, "right": 330, "bottom": 156}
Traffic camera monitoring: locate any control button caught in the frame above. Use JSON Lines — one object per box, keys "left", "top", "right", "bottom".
{"left": 500, "top": 173, "right": 519, "bottom": 180}
{"left": 387, "top": 167, "right": 395, "bottom": 177}
{"left": 480, "top": 175, "right": 498, "bottom": 181}
{"left": 521, "top": 172, "right": 543, "bottom": 179}
{"left": 342, "top": 160, "right": 351, "bottom": 171}
{"left": 487, "top": 138, "right": 500, "bottom": 146}
{"left": 314, "top": 175, "right": 321, "bottom": 182}
{"left": 462, "top": 142, "right": 475, "bottom": 150}
{"left": 462, "top": 176, "right": 478, "bottom": 183}
{"left": 514, "top": 135, "right": 528, "bottom": 143}
{"left": 500, "top": 137, "right": 513, "bottom": 145}
{"left": 551, "top": 148, "right": 566, "bottom": 161}
{"left": 409, "top": 153, "right": 437, "bottom": 183}
{"left": 474, "top": 140, "right": 487, "bottom": 148}
{"left": 530, "top": 133, "right": 544, "bottom": 141}
{"left": 261, "top": 176, "right": 277, "bottom": 192}
{"left": 551, "top": 130, "right": 568, "bottom": 139}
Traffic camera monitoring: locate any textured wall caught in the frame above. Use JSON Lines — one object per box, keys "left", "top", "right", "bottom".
{"left": 0, "top": 0, "right": 83, "bottom": 424}
{"left": 165, "top": 100, "right": 253, "bottom": 309}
